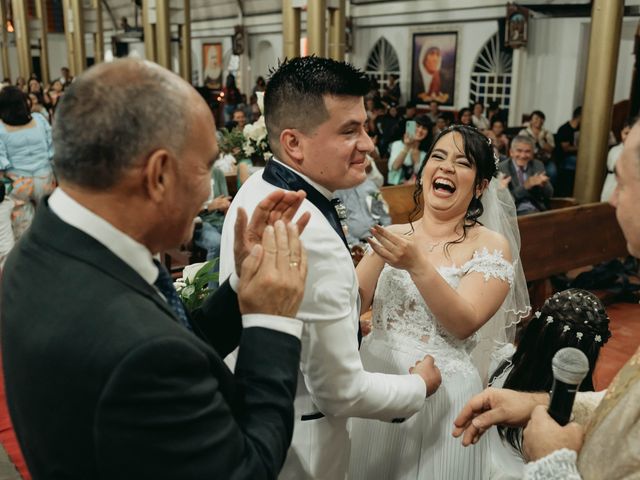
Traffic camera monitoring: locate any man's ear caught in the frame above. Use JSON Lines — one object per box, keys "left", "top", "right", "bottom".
{"left": 143, "top": 149, "right": 173, "bottom": 203}
{"left": 280, "top": 128, "right": 305, "bottom": 165}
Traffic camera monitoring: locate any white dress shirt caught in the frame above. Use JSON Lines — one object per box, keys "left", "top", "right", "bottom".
{"left": 48, "top": 187, "right": 302, "bottom": 339}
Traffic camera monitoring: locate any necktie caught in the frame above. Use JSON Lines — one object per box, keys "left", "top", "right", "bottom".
{"left": 517, "top": 166, "right": 526, "bottom": 185}
{"left": 153, "top": 259, "right": 192, "bottom": 331}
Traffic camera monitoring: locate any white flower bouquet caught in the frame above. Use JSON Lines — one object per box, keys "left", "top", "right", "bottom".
{"left": 242, "top": 115, "right": 272, "bottom": 164}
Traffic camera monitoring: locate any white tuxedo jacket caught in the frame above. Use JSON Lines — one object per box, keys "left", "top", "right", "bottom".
{"left": 220, "top": 165, "right": 426, "bottom": 479}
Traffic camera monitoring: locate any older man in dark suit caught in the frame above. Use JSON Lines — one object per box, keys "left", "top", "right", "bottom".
{"left": 498, "top": 135, "right": 554, "bottom": 215}
{"left": 1, "top": 59, "right": 310, "bottom": 479}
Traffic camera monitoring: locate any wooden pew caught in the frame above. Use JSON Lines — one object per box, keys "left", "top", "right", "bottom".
{"left": 518, "top": 202, "right": 626, "bottom": 282}
{"left": 518, "top": 202, "right": 628, "bottom": 310}
{"left": 380, "top": 184, "right": 421, "bottom": 224}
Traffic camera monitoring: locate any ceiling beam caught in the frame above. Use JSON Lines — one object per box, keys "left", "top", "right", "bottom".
{"left": 101, "top": 0, "right": 119, "bottom": 30}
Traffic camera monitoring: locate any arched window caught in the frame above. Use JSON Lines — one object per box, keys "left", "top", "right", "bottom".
{"left": 365, "top": 37, "right": 400, "bottom": 97}
{"left": 469, "top": 33, "right": 512, "bottom": 112}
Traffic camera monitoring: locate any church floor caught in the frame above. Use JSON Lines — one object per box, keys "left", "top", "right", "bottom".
{"left": 594, "top": 301, "right": 640, "bottom": 390}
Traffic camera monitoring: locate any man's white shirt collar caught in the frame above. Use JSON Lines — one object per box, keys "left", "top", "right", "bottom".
{"left": 271, "top": 157, "right": 334, "bottom": 200}
{"left": 48, "top": 188, "right": 158, "bottom": 285}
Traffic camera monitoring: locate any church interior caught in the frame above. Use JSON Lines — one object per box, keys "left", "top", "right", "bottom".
{"left": 0, "top": 0, "right": 639, "bottom": 478}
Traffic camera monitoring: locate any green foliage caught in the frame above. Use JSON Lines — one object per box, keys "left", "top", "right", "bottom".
{"left": 218, "top": 128, "right": 246, "bottom": 162}
{"left": 176, "top": 260, "right": 219, "bottom": 311}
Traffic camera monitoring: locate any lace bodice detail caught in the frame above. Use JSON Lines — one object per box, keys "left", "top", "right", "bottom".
{"left": 371, "top": 248, "right": 514, "bottom": 356}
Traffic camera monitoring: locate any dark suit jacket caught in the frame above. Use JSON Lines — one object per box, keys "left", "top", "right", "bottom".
{"left": 1, "top": 200, "right": 301, "bottom": 479}
{"left": 497, "top": 158, "right": 554, "bottom": 212}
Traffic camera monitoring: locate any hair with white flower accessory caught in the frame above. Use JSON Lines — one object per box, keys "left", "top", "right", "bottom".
{"left": 491, "top": 288, "right": 611, "bottom": 456}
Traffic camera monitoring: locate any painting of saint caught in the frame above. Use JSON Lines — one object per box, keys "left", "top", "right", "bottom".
{"left": 203, "top": 43, "right": 223, "bottom": 89}
{"left": 411, "top": 32, "right": 457, "bottom": 106}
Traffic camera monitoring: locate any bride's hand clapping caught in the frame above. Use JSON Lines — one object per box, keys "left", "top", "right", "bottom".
{"left": 367, "top": 225, "right": 428, "bottom": 275}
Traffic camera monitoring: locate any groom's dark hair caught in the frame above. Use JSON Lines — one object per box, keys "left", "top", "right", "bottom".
{"left": 264, "top": 56, "right": 369, "bottom": 156}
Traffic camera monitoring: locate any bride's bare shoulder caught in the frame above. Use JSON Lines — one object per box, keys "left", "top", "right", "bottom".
{"left": 470, "top": 225, "right": 512, "bottom": 261}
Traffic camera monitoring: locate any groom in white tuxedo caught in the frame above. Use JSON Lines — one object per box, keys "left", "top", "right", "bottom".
{"left": 220, "top": 57, "right": 441, "bottom": 479}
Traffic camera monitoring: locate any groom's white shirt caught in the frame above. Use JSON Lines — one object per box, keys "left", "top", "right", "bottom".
{"left": 220, "top": 159, "right": 426, "bottom": 480}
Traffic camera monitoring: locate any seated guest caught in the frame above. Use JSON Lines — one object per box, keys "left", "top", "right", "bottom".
{"left": 1, "top": 58, "right": 311, "bottom": 479}
{"left": 393, "top": 100, "right": 418, "bottom": 141}
{"left": 471, "top": 101, "right": 490, "bottom": 130}
{"left": 433, "top": 114, "right": 447, "bottom": 138}
{"left": 498, "top": 135, "right": 553, "bottom": 215}
{"left": 375, "top": 101, "right": 402, "bottom": 156}
{"left": 28, "top": 92, "right": 50, "bottom": 122}
{"left": 555, "top": 106, "right": 581, "bottom": 196}
{"left": 485, "top": 117, "right": 510, "bottom": 156}
{"left": 487, "top": 100, "right": 507, "bottom": 124}
{"left": 519, "top": 110, "right": 556, "bottom": 184}
{"left": 601, "top": 118, "right": 633, "bottom": 202}
{"left": 427, "top": 100, "right": 440, "bottom": 123}
{"left": 335, "top": 157, "right": 391, "bottom": 246}
{"left": 487, "top": 288, "right": 611, "bottom": 480}
{"left": 232, "top": 108, "right": 247, "bottom": 131}
{"left": 387, "top": 114, "right": 431, "bottom": 185}
{"left": 458, "top": 107, "right": 473, "bottom": 126}
{"left": 194, "top": 167, "right": 232, "bottom": 287}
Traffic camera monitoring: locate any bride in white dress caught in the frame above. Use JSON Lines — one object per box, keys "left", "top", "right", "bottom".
{"left": 349, "top": 125, "right": 529, "bottom": 480}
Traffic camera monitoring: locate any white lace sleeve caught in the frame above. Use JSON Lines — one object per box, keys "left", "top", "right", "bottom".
{"left": 463, "top": 248, "right": 515, "bottom": 285}
{"left": 523, "top": 449, "right": 582, "bottom": 480}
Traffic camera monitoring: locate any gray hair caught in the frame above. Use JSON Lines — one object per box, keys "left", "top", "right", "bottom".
{"left": 53, "top": 59, "right": 189, "bottom": 189}
{"left": 510, "top": 135, "right": 535, "bottom": 149}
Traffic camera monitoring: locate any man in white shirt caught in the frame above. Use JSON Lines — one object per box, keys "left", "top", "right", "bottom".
{"left": 1, "top": 58, "right": 311, "bottom": 479}
{"left": 220, "top": 56, "right": 442, "bottom": 480}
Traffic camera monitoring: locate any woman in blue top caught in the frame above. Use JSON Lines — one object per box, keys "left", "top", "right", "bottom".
{"left": 0, "top": 86, "right": 54, "bottom": 239}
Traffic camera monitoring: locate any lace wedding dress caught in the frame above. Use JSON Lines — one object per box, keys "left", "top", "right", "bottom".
{"left": 349, "top": 248, "right": 515, "bottom": 480}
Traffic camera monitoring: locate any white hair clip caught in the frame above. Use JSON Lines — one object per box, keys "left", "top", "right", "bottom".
{"left": 576, "top": 332, "right": 583, "bottom": 340}
{"left": 535, "top": 311, "right": 542, "bottom": 319}
{"left": 563, "top": 325, "right": 571, "bottom": 332}
{"left": 545, "top": 316, "right": 554, "bottom": 324}
{"left": 595, "top": 335, "right": 602, "bottom": 343}
{"left": 485, "top": 136, "right": 500, "bottom": 168}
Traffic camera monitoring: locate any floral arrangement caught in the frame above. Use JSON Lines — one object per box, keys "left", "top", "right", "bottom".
{"left": 216, "top": 92, "right": 272, "bottom": 167}
{"left": 242, "top": 116, "right": 272, "bottom": 164}
{"left": 174, "top": 260, "right": 218, "bottom": 311}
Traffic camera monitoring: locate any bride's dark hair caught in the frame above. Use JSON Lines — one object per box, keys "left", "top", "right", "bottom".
{"left": 408, "top": 125, "right": 497, "bottom": 255}
{"left": 490, "top": 288, "right": 611, "bottom": 455}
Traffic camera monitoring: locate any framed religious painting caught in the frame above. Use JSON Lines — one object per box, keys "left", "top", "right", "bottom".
{"left": 410, "top": 31, "right": 458, "bottom": 107}
{"left": 505, "top": 3, "right": 529, "bottom": 48}
{"left": 202, "top": 43, "right": 223, "bottom": 89}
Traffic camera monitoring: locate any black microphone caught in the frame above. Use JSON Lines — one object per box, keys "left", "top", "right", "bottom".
{"left": 547, "top": 347, "right": 589, "bottom": 426}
